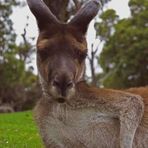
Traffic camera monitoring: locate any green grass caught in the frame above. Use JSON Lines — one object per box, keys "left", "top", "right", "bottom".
{"left": 0, "top": 111, "right": 44, "bottom": 148}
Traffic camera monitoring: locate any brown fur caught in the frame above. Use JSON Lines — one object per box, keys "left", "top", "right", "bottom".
{"left": 34, "top": 82, "right": 148, "bottom": 148}
{"left": 37, "top": 34, "right": 87, "bottom": 52}
{"left": 27, "top": 0, "right": 147, "bottom": 147}
{"left": 126, "top": 87, "right": 148, "bottom": 128}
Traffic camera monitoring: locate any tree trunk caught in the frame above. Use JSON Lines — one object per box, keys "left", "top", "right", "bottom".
{"left": 43, "top": 0, "right": 85, "bottom": 22}
{"left": 43, "top": 0, "right": 69, "bottom": 21}
{"left": 88, "top": 43, "right": 98, "bottom": 86}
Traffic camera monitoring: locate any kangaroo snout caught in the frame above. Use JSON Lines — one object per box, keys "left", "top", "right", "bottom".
{"left": 51, "top": 73, "right": 75, "bottom": 101}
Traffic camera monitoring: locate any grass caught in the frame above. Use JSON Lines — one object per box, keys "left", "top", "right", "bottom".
{"left": 0, "top": 111, "right": 44, "bottom": 148}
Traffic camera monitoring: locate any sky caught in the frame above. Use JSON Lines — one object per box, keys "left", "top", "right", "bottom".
{"left": 11, "top": 0, "right": 130, "bottom": 76}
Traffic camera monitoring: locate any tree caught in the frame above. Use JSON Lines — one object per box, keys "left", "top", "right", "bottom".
{"left": 95, "top": 9, "right": 119, "bottom": 42}
{"left": 0, "top": 0, "right": 20, "bottom": 90}
{"left": 97, "top": 0, "right": 148, "bottom": 88}
{"left": 0, "top": 0, "right": 40, "bottom": 112}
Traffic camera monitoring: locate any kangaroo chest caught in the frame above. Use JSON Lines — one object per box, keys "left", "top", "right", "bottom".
{"left": 42, "top": 104, "right": 119, "bottom": 148}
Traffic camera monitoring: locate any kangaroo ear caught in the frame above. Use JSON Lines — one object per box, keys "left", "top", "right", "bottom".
{"left": 69, "top": 0, "right": 100, "bottom": 34}
{"left": 27, "top": 0, "right": 60, "bottom": 31}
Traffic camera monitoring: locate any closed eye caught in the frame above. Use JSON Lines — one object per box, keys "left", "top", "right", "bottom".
{"left": 37, "top": 49, "right": 49, "bottom": 61}
{"left": 75, "top": 49, "right": 87, "bottom": 62}
{"left": 79, "top": 52, "right": 87, "bottom": 59}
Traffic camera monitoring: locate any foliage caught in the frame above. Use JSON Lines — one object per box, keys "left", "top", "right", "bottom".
{"left": 95, "top": 9, "right": 119, "bottom": 42}
{"left": 95, "top": 0, "right": 148, "bottom": 88}
{"left": 0, "top": 0, "right": 41, "bottom": 111}
{"left": 0, "top": 111, "right": 43, "bottom": 147}
{"left": 0, "top": 0, "right": 18, "bottom": 52}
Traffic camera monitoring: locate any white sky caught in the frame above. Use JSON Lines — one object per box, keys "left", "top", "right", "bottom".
{"left": 11, "top": 0, "right": 130, "bottom": 76}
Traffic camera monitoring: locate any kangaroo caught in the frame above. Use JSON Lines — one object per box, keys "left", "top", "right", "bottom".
{"left": 27, "top": 0, "right": 147, "bottom": 147}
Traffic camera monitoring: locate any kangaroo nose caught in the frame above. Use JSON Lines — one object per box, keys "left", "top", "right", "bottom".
{"left": 52, "top": 75, "right": 73, "bottom": 97}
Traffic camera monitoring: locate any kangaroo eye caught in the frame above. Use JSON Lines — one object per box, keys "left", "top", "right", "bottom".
{"left": 37, "top": 49, "right": 49, "bottom": 61}
{"left": 79, "top": 52, "right": 87, "bottom": 60}
{"left": 75, "top": 50, "right": 87, "bottom": 62}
